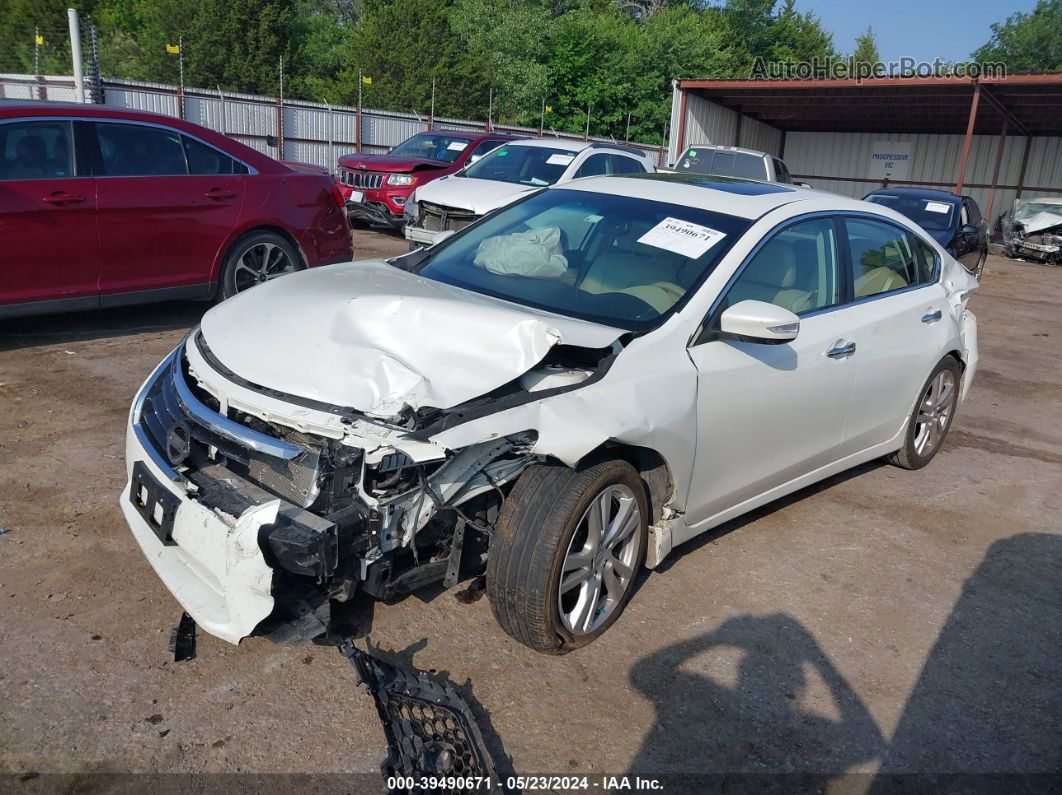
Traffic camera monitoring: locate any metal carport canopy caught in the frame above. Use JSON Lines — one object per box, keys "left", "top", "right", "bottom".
{"left": 675, "top": 73, "right": 1062, "bottom": 212}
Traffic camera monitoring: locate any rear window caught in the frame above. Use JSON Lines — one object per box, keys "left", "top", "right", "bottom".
{"left": 864, "top": 193, "right": 955, "bottom": 232}
{"left": 677, "top": 147, "right": 767, "bottom": 180}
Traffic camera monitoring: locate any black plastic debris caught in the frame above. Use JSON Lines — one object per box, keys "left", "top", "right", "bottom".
{"left": 337, "top": 638, "right": 502, "bottom": 793}
{"left": 168, "top": 611, "right": 197, "bottom": 662}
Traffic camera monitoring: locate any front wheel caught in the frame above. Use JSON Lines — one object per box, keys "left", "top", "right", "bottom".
{"left": 887, "top": 356, "right": 962, "bottom": 470}
{"left": 486, "top": 459, "right": 647, "bottom": 654}
{"left": 218, "top": 231, "right": 302, "bottom": 301}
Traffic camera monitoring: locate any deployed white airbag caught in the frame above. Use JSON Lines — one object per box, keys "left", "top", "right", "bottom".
{"left": 474, "top": 226, "right": 568, "bottom": 279}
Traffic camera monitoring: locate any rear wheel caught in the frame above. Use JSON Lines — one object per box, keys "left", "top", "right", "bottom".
{"left": 887, "top": 356, "right": 962, "bottom": 470}
{"left": 218, "top": 231, "right": 302, "bottom": 301}
{"left": 486, "top": 459, "right": 647, "bottom": 654}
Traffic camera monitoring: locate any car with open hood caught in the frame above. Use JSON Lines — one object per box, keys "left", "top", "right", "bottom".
{"left": 1001, "top": 196, "right": 1062, "bottom": 264}
{"left": 864, "top": 187, "right": 988, "bottom": 277}
{"left": 403, "top": 139, "right": 656, "bottom": 248}
{"left": 337, "top": 131, "right": 516, "bottom": 231}
{"left": 122, "top": 174, "right": 979, "bottom": 654}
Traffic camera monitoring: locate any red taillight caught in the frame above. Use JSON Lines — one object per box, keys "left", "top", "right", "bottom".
{"left": 328, "top": 182, "right": 346, "bottom": 210}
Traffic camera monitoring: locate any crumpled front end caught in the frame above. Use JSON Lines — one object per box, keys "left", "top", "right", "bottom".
{"left": 121, "top": 336, "right": 547, "bottom": 645}
{"left": 1002, "top": 199, "right": 1062, "bottom": 264}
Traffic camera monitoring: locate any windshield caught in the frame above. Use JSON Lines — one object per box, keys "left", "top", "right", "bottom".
{"left": 463, "top": 145, "right": 577, "bottom": 187}
{"left": 414, "top": 189, "right": 752, "bottom": 331}
{"left": 865, "top": 193, "right": 955, "bottom": 232}
{"left": 389, "top": 133, "right": 473, "bottom": 164}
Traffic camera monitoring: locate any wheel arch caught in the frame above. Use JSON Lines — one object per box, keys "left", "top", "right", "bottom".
{"left": 211, "top": 224, "right": 309, "bottom": 295}
{"left": 576, "top": 441, "right": 676, "bottom": 524}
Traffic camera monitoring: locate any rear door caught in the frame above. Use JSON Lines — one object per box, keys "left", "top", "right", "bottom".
{"left": 837, "top": 217, "right": 951, "bottom": 455}
{"left": 88, "top": 120, "right": 247, "bottom": 299}
{"left": 0, "top": 118, "right": 99, "bottom": 308}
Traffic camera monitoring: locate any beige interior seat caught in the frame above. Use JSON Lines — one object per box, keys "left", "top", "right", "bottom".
{"left": 579, "top": 224, "right": 688, "bottom": 313}
{"left": 855, "top": 267, "right": 908, "bottom": 297}
{"left": 727, "top": 237, "right": 815, "bottom": 314}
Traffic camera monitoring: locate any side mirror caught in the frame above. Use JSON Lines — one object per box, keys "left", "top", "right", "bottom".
{"left": 795, "top": 181, "right": 813, "bottom": 189}
{"left": 959, "top": 223, "right": 979, "bottom": 237}
{"left": 719, "top": 300, "right": 800, "bottom": 344}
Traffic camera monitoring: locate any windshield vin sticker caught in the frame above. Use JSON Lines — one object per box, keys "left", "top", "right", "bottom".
{"left": 637, "top": 217, "right": 727, "bottom": 258}
{"left": 924, "top": 201, "right": 951, "bottom": 214}
{"left": 447, "top": 141, "right": 469, "bottom": 151}
{"left": 545, "top": 153, "right": 576, "bottom": 166}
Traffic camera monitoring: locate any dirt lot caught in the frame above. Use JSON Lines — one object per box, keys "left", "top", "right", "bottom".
{"left": 1, "top": 239, "right": 1060, "bottom": 789}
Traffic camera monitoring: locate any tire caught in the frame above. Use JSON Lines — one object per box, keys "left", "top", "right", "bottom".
{"left": 486, "top": 459, "right": 648, "bottom": 654}
{"left": 218, "top": 231, "right": 303, "bottom": 301}
{"left": 887, "top": 356, "right": 962, "bottom": 470}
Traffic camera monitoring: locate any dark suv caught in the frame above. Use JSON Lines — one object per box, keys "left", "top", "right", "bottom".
{"left": 337, "top": 131, "right": 515, "bottom": 231}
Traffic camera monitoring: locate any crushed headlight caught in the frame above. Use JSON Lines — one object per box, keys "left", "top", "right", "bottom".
{"left": 388, "top": 174, "right": 416, "bottom": 186}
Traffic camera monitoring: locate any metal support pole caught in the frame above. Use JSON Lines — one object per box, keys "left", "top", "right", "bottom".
{"left": 625, "top": 112, "right": 631, "bottom": 143}
{"left": 34, "top": 26, "right": 46, "bottom": 100}
{"left": 177, "top": 36, "right": 185, "bottom": 119}
{"left": 217, "top": 85, "right": 226, "bottom": 135}
{"left": 984, "top": 117, "right": 1008, "bottom": 221}
{"left": 955, "top": 82, "right": 980, "bottom": 193}
{"left": 539, "top": 98, "right": 545, "bottom": 137}
{"left": 277, "top": 55, "right": 284, "bottom": 157}
{"left": 67, "top": 8, "right": 85, "bottom": 103}
{"left": 356, "top": 69, "right": 363, "bottom": 153}
{"left": 734, "top": 112, "right": 743, "bottom": 147}
{"left": 487, "top": 87, "right": 493, "bottom": 132}
{"left": 429, "top": 78, "right": 435, "bottom": 131}
{"left": 1015, "top": 136, "right": 1032, "bottom": 199}
{"left": 326, "top": 102, "right": 335, "bottom": 174}
{"left": 584, "top": 103, "right": 590, "bottom": 140}
{"left": 675, "top": 90, "right": 688, "bottom": 155}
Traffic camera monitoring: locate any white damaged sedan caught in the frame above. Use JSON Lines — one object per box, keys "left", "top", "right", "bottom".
{"left": 121, "top": 175, "right": 978, "bottom": 654}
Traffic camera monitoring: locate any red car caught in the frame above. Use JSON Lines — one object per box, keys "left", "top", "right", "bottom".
{"left": 338, "top": 130, "right": 515, "bottom": 231}
{"left": 0, "top": 101, "right": 352, "bottom": 319}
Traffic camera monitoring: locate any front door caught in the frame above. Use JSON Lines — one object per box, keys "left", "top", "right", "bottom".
{"left": 685, "top": 217, "right": 858, "bottom": 527}
{"left": 0, "top": 119, "right": 99, "bottom": 308}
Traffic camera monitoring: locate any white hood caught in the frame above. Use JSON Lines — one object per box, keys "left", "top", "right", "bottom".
{"left": 415, "top": 175, "right": 539, "bottom": 216}
{"left": 200, "top": 261, "right": 623, "bottom": 418}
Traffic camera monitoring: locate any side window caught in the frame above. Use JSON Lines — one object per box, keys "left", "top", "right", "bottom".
{"left": 93, "top": 122, "right": 186, "bottom": 177}
{"left": 959, "top": 203, "right": 970, "bottom": 226}
{"left": 723, "top": 218, "right": 840, "bottom": 316}
{"left": 468, "top": 139, "right": 502, "bottom": 164}
{"left": 773, "top": 158, "right": 792, "bottom": 183}
{"left": 965, "top": 200, "right": 982, "bottom": 225}
{"left": 0, "top": 121, "right": 73, "bottom": 180}
{"left": 574, "top": 153, "right": 610, "bottom": 179}
{"left": 608, "top": 154, "right": 646, "bottom": 174}
{"left": 732, "top": 153, "right": 766, "bottom": 180}
{"left": 182, "top": 135, "right": 245, "bottom": 174}
{"left": 911, "top": 235, "right": 938, "bottom": 284}
{"left": 844, "top": 217, "right": 921, "bottom": 298}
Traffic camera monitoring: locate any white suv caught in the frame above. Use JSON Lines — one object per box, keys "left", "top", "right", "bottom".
{"left": 122, "top": 175, "right": 978, "bottom": 655}
{"left": 404, "top": 139, "right": 656, "bottom": 248}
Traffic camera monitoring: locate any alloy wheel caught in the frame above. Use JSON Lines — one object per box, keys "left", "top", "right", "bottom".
{"left": 233, "top": 242, "right": 296, "bottom": 292}
{"left": 914, "top": 369, "right": 956, "bottom": 456}
{"left": 558, "top": 484, "right": 641, "bottom": 636}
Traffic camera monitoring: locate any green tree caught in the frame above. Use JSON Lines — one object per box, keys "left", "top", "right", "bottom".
{"left": 973, "top": 0, "right": 1062, "bottom": 72}
{"left": 849, "top": 25, "right": 882, "bottom": 77}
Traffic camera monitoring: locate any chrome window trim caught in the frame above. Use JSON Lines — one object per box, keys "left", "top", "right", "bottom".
{"left": 0, "top": 115, "right": 259, "bottom": 175}
{"left": 691, "top": 209, "right": 942, "bottom": 346}
{"left": 131, "top": 347, "right": 184, "bottom": 481}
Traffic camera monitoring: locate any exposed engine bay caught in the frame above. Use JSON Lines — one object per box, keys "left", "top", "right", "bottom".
{"left": 129, "top": 327, "right": 621, "bottom": 645}
{"left": 1002, "top": 198, "right": 1062, "bottom": 264}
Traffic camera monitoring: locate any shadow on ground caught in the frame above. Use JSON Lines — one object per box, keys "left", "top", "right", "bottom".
{"left": 626, "top": 533, "right": 1062, "bottom": 792}
{"left": 0, "top": 301, "right": 204, "bottom": 352}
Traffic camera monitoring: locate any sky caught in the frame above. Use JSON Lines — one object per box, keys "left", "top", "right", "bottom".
{"left": 799, "top": 0, "right": 1040, "bottom": 63}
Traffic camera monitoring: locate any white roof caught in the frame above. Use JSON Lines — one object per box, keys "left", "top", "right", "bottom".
{"left": 503, "top": 138, "right": 599, "bottom": 153}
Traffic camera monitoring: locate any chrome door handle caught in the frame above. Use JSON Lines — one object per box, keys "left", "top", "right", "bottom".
{"left": 921, "top": 310, "right": 943, "bottom": 323}
{"left": 826, "top": 342, "right": 856, "bottom": 358}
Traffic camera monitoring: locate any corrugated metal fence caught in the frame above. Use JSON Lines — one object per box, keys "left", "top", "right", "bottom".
{"left": 1, "top": 73, "right": 667, "bottom": 170}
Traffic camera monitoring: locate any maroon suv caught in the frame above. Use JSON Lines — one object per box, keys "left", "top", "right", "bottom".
{"left": 0, "top": 101, "right": 352, "bottom": 319}
{"left": 338, "top": 131, "right": 515, "bottom": 230}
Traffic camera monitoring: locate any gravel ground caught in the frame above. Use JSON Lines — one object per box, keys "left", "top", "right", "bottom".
{"left": 1, "top": 241, "right": 1059, "bottom": 790}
